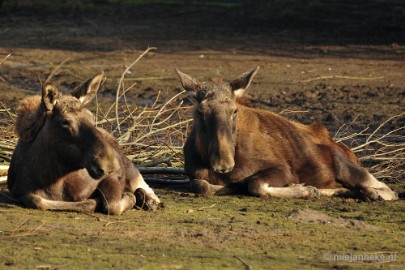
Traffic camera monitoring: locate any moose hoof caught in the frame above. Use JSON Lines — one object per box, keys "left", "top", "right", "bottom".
{"left": 123, "top": 192, "right": 137, "bottom": 207}
{"left": 358, "top": 186, "right": 398, "bottom": 201}
{"left": 79, "top": 199, "right": 98, "bottom": 213}
{"left": 304, "top": 186, "right": 321, "bottom": 199}
{"left": 191, "top": 179, "right": 211, "bottom": 195}
{"left": 134, "top": 188, "right": 160, "bottom": 211}
{"left": 286, "top": 184, "right": 320, "bottom": 199}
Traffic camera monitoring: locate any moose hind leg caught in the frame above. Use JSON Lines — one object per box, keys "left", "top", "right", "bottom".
{"left": 21, "top": 193, "right": 97, "bottom": 213}
{"left": 333, "top": 149, "right": 398, "bottom": 201}
{"left": 246, "top": 168, "right": 320, "bottom": 199}
{"left": 250, "top": 183, "right": 320, "bottom": 199}
{"left": 353, "top": 173, "right": 398, "bottom": 201}
{"left": 98, "top": 177, "right": 136, "bottom": 215}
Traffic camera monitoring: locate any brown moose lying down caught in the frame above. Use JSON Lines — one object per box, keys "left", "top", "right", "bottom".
{"left": 176, "top": 67, "right": 397, "bottom": 201}
{"left": 7, "top": 72, "right": 160, "bottom": 215}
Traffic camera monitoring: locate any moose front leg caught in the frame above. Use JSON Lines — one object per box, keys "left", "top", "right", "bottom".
{"left": 186, "top": 166, "right": 237, "bottom": 195}
{"left": 97, "top": 177, "right": 136, "bottom": 215}
{"left": 21, "top": 193, "right": 97, "bottom": 213}
{"left": 244, "top": 168, "right": 320, "bottom": 199}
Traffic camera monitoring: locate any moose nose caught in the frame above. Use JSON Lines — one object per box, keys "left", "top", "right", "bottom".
{"left": 87, "top": 164, "right": 105, "bottom": 179}
{"left": 218, "top": 168, "right": 230, "bottom": 174}
{"left": 213, "top": 165, "right": 234, "bottom": 174}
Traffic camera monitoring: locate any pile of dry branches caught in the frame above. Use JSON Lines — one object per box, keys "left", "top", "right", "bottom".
{"left": 94, "top": 48, "right": 192, "bottom": 172}
{"left": 335, "top": 113, "right": 405, "bottom": 183}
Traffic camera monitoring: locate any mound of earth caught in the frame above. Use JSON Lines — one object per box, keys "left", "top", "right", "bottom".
{"left": 288, "top": 208, "right": 385, "bottom": 232}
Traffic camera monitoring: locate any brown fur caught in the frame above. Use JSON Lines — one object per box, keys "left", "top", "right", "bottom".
{"left": 7, "top": 72, "right": 160, "bottom": 214}
{"left": 15, "top": 96, "right": 45, "bottom": 143}
{"left": 176, "top": 67, "right": 397, "bottom": 201}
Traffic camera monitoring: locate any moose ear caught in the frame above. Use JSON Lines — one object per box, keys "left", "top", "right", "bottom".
{"left": 71, "top": 71, "right": 104, "bottom": 106}
{"left": 175, "top": 69, "right": 200, "bottom": 96}
{"left": 41, "top": 83, "right": 60, "bottom": 112}
{"left": 229, "top": 66, "right": 259, "bottom": 97}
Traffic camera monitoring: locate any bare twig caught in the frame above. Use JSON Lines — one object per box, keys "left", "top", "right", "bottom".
{"left": 234, "top": 256, "right": 252, "bottom": 270}
{"left": 1, "top": 222, "right": 46, "bottom": 238}
{"left": 0, "top": 54, "right": 11, "bottom": 66}
{"left": 123, "top": 76, "right": 172, "bottom": 81}
{"left": 0, "top": 102, "right": 16, "bottom": 121}
{"left": 130, "top": 119, "right": 192, "bottom": 145}
{"left": 45, "top": 58, "right": 70, "bottom": 83}
{"left": 298, "top": 75, "right": 384, "bottom": 83}
{"left": 115, "top": 47, "right": 156, "bottom": 135}
{"left": 104, "top": 220, "right": 131, "bottom": 227}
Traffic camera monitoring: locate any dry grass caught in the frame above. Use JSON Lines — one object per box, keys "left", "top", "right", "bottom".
{"left": 0, "top": 104, "right": 15, "bottom": 163}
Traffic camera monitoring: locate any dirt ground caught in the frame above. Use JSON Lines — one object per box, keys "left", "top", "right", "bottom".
{"left": 0, "top": 3, "right": 404, "bottom": 269}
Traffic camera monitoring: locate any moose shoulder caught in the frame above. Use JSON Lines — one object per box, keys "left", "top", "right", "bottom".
{"left": 7, "top": 72, "right": 160, "bottom": 215}
{"left": 176, "top": 67, "right": 397, "bottom": 201}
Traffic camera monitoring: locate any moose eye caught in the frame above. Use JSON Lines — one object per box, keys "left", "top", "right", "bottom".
{"left": 231, "top": 108, "right": 238, "bottom": 118}
{"left": 60, "top": 119, "right": 71, "bottom": 128}
{"left": 197, "top": 109, "right": 205, "bottom": 119}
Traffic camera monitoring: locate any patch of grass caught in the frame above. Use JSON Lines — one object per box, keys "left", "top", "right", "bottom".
{"left": 1, "top": 185, "right": 404, "bottom": 269}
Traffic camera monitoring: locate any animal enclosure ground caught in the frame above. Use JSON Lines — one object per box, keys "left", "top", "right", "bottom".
{"left": 1, "top": 187, "right": 405, "bottom": 269}
{"left": 0, "top": 2, "right": 404, "bottom": 269}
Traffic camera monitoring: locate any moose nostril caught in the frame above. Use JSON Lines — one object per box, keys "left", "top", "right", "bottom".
{"left": 216, "top": 167, "right": 232, "bottom": 174}
{"left": 87, "top": 165, "right": 104, "bottom": 179}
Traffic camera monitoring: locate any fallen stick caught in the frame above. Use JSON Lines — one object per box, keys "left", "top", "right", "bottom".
{"left": 0, "top": 54, "right": 11, "bottom": 66}
{"left": 137, "top": 167, "right": 185, "bottom": 175}
{"left": 0, "top": 143, "right": 15, "bottom": 151}
{"left": 144, "top": 177, "right": 190, "bottom": 185}
{"left": 123, "top": 76, "right": 173, "bottom": 81}
{"left": 135, "top": 157, "right": 171, "bottom": 167}
{"left": 0, "top": 164, "right": 186, "bottom": 177}
{"left": 0, "top": 165, "right": 9, "bottom": 176}
{"left": 298, "top": 75, "right": 384, "bottom": 83}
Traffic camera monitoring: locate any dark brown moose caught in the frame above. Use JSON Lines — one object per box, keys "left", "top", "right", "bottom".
{"left": 176, "top": 67, "right": 397, "bottom": 201}
{"left": 7, "top": 72, "right": 160, "bottom": 215}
